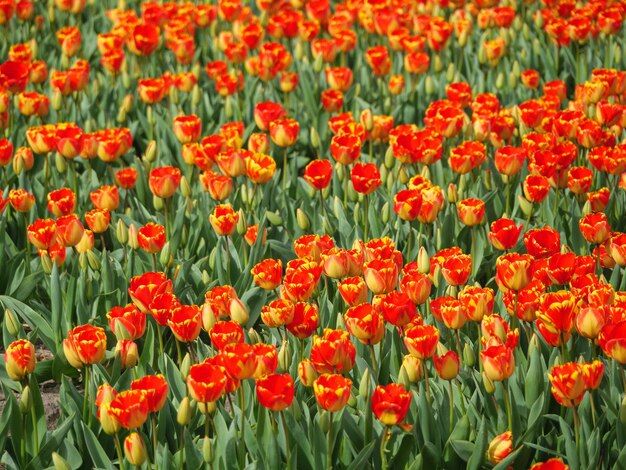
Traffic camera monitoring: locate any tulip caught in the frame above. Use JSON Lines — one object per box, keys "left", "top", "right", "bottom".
{"left": 137, "top": 222, "right": 166, "bottom": 254}
{"left": 63, "top": 324, "right": 107, "bottom": 369}
{"left": 149, "top": 166, "right": 181, "bottom": 199}
{"left": 371, "top": 383, "right": 412, "bottom": 426}
{"left": 433, "top": 350, "right": 460, "bottom": 380}
{"left": 209, "top": 321, "right": 244, "bottom": 350}
{"left": 548, "top": 362, "right": 586, "bottom": 407}
{"left": 487, "top": 431, "right": 513, "bottom": 464}
{"left": 344, "top": 303, "right": 385, "bottom": 345}
{"left": 256, "top": 373, "right": 294, "bottom": 411}
{"left": 210, "top": 204, "right": 238, "bottom": 237}
{"left": 4, "top": 339, "right": 36, "bottom": 382}
{"left": 168, "top": 305, "right": 202, "bottom": 342}
{"left": 313, "top": 374, "right": 352, "bottom": 412}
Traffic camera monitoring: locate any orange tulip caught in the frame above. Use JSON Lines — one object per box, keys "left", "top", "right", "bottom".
{"left": 313, "top": 374, "right": 352, "bottom": 412}
{"left": 4, "top": 339, "right": 36, "bottom": 381}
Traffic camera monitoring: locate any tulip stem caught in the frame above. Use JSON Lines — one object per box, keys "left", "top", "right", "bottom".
{"left": 327, "top": 413, "right": 333, "bottom": 470}
{"left": 364, "top": 194, "right": 370, "bottom": 241}
{"left": 319, "top": 190, "right": 326, "bottom": 226}
{"left": 164, "top": 199, "right": 170, "bottom": 242}
{"left": 20, "top": 413, "right": 26, "bottom": 465}
{"left": 477, "top": 323, "right": 483, "bottom": 373}
{"left": 422, "top": 361, "right": 431, "bottom": 403}
{"left": 175, "top": 339, "right": 183, "bottom": 366}
{"left": 157, "top": 327, "right": 164, "bottom": 358}
{"left": 590, "top": 391, "right": 597, "bottom": 427}
{"left": 282, "top": 147, "right": 289, "bottom": 192}
{"left": 153, "top": 254, "right": 158, "bottom": 272}
{"left": 406, "top": 222, "right": 413, "bottom": 260}
{"left": 455, "top": 379, "right": 467, "bottom": 415}
{"left": 448, "top": 380, "right": 454, "bottom": 431}
{"left": 505, "top": 181, "right": 511, "bottom": 216}
{"left": 573, "top": 406, "right": 581, "bottom": 454}
{"left": 280, "top": 411, "right": 291, "bottom": 469}
{"left": 114, "top": 432, "right": 127, "bottom": 470}
{"left": 380, "top": 426, "right": 389, "bottom": 470}
{"left": 225, "top": 236, "right": 231, "bottom": 283}
{"left": 455, "top": 330, "right": 463, "bottom": 367}
{"left": 369, "top": 343, "right": 378, "bottom": 377}
{"left": 82, "top": 365, "right": 90, "bottom": 425}
{"left": 152, "top": 414, "right": 159, "bottom": 470}
{"left": 238, "top": 386, "right": 246, "bottom": 468}
{"left": 503, "top": 380, "right": 513, "bottom": 433}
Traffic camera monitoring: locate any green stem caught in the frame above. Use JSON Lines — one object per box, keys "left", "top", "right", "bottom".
{"left": 423, "top": 361, "right": 431, "bottom": 403}
{"left": 157, "top": 327, "right": 164, "bottom": 358}
{"left": 280, "top": 411, "right": 291, "bottom": 468}
{"left": 573, "top": 406, "right": 580, "bottom": 455}
{"left": 20, "top": 413, "right": 26, "bottom": 465}
{"left": 380, "top": 427, "right": 389, "bottom": 470}
{"left": 406, "top": 222, "right": 413, "bottom": 260}
{"left": 503, "top": 380, "right": 513, "bottom": 433}
{"left": 239, "top": 386, "right": 246, "bottom": 468}
{"left": 369, "top": 343, "right": 379, "bottom": 377}
{"left": 114, "top": 432, "right": 127, "bottom": 470}
{"left": 225, "top": 236, "right": 231, "bottom": 283}
{"left": 364, "top": 194, "right": 370, "bottom": 241}
{"left": 152, "top": 414, "right": 159, "bottom": 470}
{"left": 82, "top": 365, "right": 90, "bottom": 424}
{"left": 282, "top": 147, "right": 289, "bottom": 192}
{"left": 448, "top": 380, "right": 454, "bottom": 432}
{"left": 327, "top": 413, "right": 333, "bottom": 470}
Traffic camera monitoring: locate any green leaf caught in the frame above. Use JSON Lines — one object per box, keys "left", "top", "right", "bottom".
{"left": 345, "top": 442, "right": 375, "bottom": 470}
{"left": 0, "top": 296, "right": 56, "bottom": 351}
{"left": 25, "top": 413, "right": 75, "bottom": 470}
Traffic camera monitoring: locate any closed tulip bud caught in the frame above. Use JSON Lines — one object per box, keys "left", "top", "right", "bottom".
{"left": 381, "top": 202, "right": 389, "bottom": 224}
{"left": 52, "top": 452, "right": 71, "bottom": 470}
{"left": 620, "top": 395, "right": 626, "bottom": 424}
{"left": 397, "top": 365, "right": 411, "bottom": 389}
{"left": 478, "top": 47, "right": 487, "bottom": 65}
{"left": 533, "top": 39, "right": 541, "bottom": 56}
{"left": 417, "top": 247, "right": 430, "bottom": 274}
{"left": 13, "top": 156, "right": 23, "bottom": 175}
{"left": 614, "top": 44, "right": 622, "bottom": 64}
{"left": 482, "top": 372, "right": 495, "bottom": 394}
{"left": 121, "top": 71, "right": 131, "bottom": 89}
{"left": 336, "top": 163, "right": 345, "bottom": 182}
{"left": 495, "top": 72, "right": 505, "bottom": 89}
{"left": 402, "top": 355, "right": 422, "bottom": 382}
{"left": 582, "top": 200, "right": 592, "bottom": 216}
{"left": 208, "top": 248, "right": 217, "bottom": 271}
{"left": 294, "top": 40, "right": 304, "bottom": 60}
{"left": 310, "top": 127, "right": 320, "bottom": 149}
{"left": 384, "top": 146, "right": 395, "bottom": 169}
{"left": 278, "top": 340, "right": 291, "bottom": 371}
{"left": 359, "top": 369, "right": 371, "bottom": 398}
{"left": 177, "top": 396, "right": 192, "bottom": 426}
{"left": 145, "top": 140, "right": 157, "bottom": 162}
{"left": 459, "top": 31, "right": 469, "bottom": 47}
{"left": 398, "top": 167, "right": 409, "bottom": 184}
{"left": 128, "top": 224, "right": 139, "bottom": 249}
{"left": 153, "top": 196, "right": 164, "bottom": 211}
{"left": 203, "top": 436, "right": 213, "bottom": 463}
{"left": 224, "top": 95, "right": 233, "bottom": 118}
{"left": 433, "top": 55, "right": 443, "bottom": 73}
{"left": 170, "top": 87, "right": 179, "bottom": 105}
{"left": 20, "top": 385, "right": 31, "bottom": 413}
{"left": 180, "top": 176, "right": 191, "bottom": 198}
{"left": 40, "top": 252, "right": 52, "bottom": 274}
{"left": 319, "top": 410, "right": 330, "bottom": 433}
{"left": 333, "top": 196, "right": 343, "bottom": 219}
{"left": 51, "top": 89, "right": 62, "bottom": 111}
{"left": 353, "top": 202, "right": 360, "bottom": 225}
{"left": 420, "top": 165, "right": 430, "bottom": 180}
{"left": 297, "top": 208, "right": 310, "bottom": 230}
{"left": 180, "top": 353, "right": 191, "bottom": 379}
{"left": 323, "top": 216, "right": 334, "bottom": 234}
{"left": 229, "top": 298, "right": 249, "bottom": 326}
{"left": 380, "top": 166, "right": 388, "bottom": 183}
{"left": 313, "top": 53, "right": 323, "bottom": 72}
{"left": 236, "top": 211, "right": 246, "bottom": 235}
{"left": 425, "top": 76, "right": 435, "bottom": 95}
{"left": 5, "top": 308, "right": 20, "bottom": 336}
{"left": 446, "top": 63, "right": 455, "bottom": 83}
{"left": 147, "top": 105, "right": 155, "bottom": 126}
{"left": 124, "top": 433, "right": 147, "bottom": 466}
{"left": 115, "top": 220, "right": 128, "bottom": 245}
{"left": 159, "top": 242, "right": 172, "bottom": 268}
{"left": 447, "top": 184, "right": 458, "bottom": 204}
{"left": 446, "top": 285, "right": 458, "bottom": 298}
{"left": 463, "top": 342, "right": 475, "bottom": 367}
{"left": 508, "top": 72, "right": 517, "bottom": 89}
{"left": 192, "top": 85, "right": 201, "bottom": 107}
{"left": 55, "top": 153, "right": 67, "bottom": 173}
{"left": 266, "top": 210, "right": 283, "bottom": 226}
{"left": 247, "top": 328, "right": 262, "bottom": 345}
{"left": 116, "top": 108, "right": 126, "bottom": 123}
{"left": 518, "top": 194, "right": 533, "bottom": 217}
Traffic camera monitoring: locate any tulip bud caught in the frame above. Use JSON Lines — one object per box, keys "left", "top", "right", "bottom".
{"left": 298, "top": 359, "right": 318, "bottom": 386}
{"left": 145, "top": 140, "right": 157, "bottom": 162}
{"left": 425, "top": 76, "right": 435, "bottom": 95}
{"left": 20, "top": 385, "right": 31, "bottom": 413}
{"left": 319, "top": 410, "right": 330, "bottom": 433}
{"left": 208, "top": 248, "right": 217, "bottom": 271}
{"left": 417, "top": 247, "right": 430, "bottom": 274}
{"left": 518, "top": 194, "right": 533, "bottom": 217}
{"left": 482, "top": 371, "right": 495, "bottom": 394}
{"left": 159, "top": 242, "right": 172, "bottom": 268}
{"left": 40, "top": 252, "right": 52, "bottom": 274}
{"left": 115, "top": 220, "right": 128, "bottom": 245}
{"left": 52, "top": 89, "right": 63, "bottom": 111}
{"left": 420, "top": 165, "right": 431, "bottom": 180}
{"left": 397, "top": 365, "right": 411, "bottom": 389}
{"left": 191, "top": 84, "right": 202, "bottom": 108}
{"left": 353, "top": 202, "right": 360, "bottom": 225}
{"left": 322, "top": 216, "right": 334, "bottom": 234}
{"left": 402, "top": 355, "right": 422, "bottom": 383}
{"left": 398, "top": 167, "right": 409, "bottom": 184}
{"left": 229, "top": 298, "right": 249, "bottom": 326}
{"left": 313, "top": 53, "right": 323, "bottom": 72}
{"left": 381, "top": 202, "right": 389, "bottom": 224}
{"left": 170, "top": 87, "right": 179, "bottom": 105}
{"left": 446, "top": 63, "right": 455, "bottom": 83}
{"left": 124, "top": 432, "right": 147, "bottom": 466}
{"left": 116, "top": 107, "right": 127, "bottom": 124}
{"left": 203, "top": 436, "right": 214, "bottom": 463}
{"left": 296, "top": 208, "right": 310, "bottom": 230}
{"left": 247, "top": 328, "right": 262, "bottom": 345}
{"left": 153, "top": 196, "right": 164, "bottom": 211}
{"left": 614, "top": 44, "right": 622, "bottom": 65}
{"left": 180, "top": 353, "right": 192, "bottom": 379}
{"left": 533, "top": 39, "right": 541, "bottom": 57}
{"left": 127, "top": 224, "right": 139, "bottom": 249}
{"left": 333, "top": 196, "right": 343, "bottom": 219}
{"left": 433, "top": 54, "right": 443, "bottom": 73}
{"left": 495, "top": 72, "right": 505, "bottom": 89}
{"left": 359, "top": 368, "right": 371, "bottom": 398}
{"left": 4, "top": 308, "right": 20, "bottom": 336}
{"left": 582, "top": 200, "right": 592, "bottom": 216}
{"left": 294, "top": 40, "right": 304, "bottom": 61}
{"left": 52, "top": 452, "right": 71, "bottom": 470}
{"left": 55, "top": 152, "right": 67, "bottom": 173}
{"left": 463, "top": 342, "right": 475, "bottom": 367}
{"left": 508, "top": 72, "right": 517, "bottom": 89}
{"left": 278, "top": 340, "right": 291, "bottom": 371}
{"left": 384, "top": 146, "right": 395, "bottom": 169}
{"left": 266, "top": 210, "right": 283, "bottom": 226}
{"left": 180, "top": 176, "right": 191, "bottom": 198}
{"left": 177, "top": 396, "right": 192, "bottom": 426}
{"left": 478, "top": 46, "right": 487, "bottom": 65}
{"left": 310, "top": 127, "right": 320, "bottom": 149}
{"left": 447, "top": 183, "right": 458, "bottom": 204}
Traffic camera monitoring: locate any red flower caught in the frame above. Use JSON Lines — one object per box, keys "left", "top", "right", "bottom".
{"left": 524, "top": 227, "right": 561, "bottom": 259}
{"left": 173, "top": 114, "right": 202, "bottom": 144}
{"left": 286, "top": 302, "right": 319, "bottom": 339}
{"left": 449, "top": 141, "right": 486, "bottom": 174}
{"left": 4, "top": 339, "right": 36, "bottom": 381}
{"left": 403, "top": 324, "right": 439, "bottom": 359}
{"left": 209, "top": 321, "right": 244, "bottom": 350}
{"left": 269, "top": 118, "right": 299, "bottom": 147}
{"left": 351, "top": 162, "right": 381, "bottom": 194}
{"left": 337, "top": 276, "right": 368, "bottom": 306}
{"left": 548, "top": 362, "right": 586, "bottom": 407}
{"left": 440, "top": 254, "right": 472, "bottom": 286}
{"left": 47, "top": 188, "right": 76, "bottom": 217}
{"left": 254, "top": 101, "right": 287, "bottom": 131}
{"left": 131, "top": 375, "right": 168, "bottom": 413}
{"left": 488, "top": 217, "right": 523, "bottom": 251}
{"left": 536, "top": 290, "right": 577, "bottom": 347}
{"left": 108, "top": 390, "right": 149, "bottom": 429}
{"left": 209, "top": 204, "right": 238, "bottom": 236}
{"left": 128, "top": 23, "right": 160, "bottom": 56}
{"left": 187, "top": 361, "right": 227, "bottom": 403}
{"left": 344, "top": 303, "right": 385, "bottom": 345}
{"left": 598, "top": 321, "right": 626, "bottom": 363}
{"left": 330, "top": 133, "right": 361, "bottom": 165}
{"left": 313, "top": 374, "right": 352, "bottom": 412}
{"left": 495, "top": 253, "right": 534, "bottom": 292}
{"left": 372, "top": 383, "right": 412, "bottom": 426}
{"left": 523, "top": 175, "right": 551, "bottom": 203}
{"left": 168, "top": 305, "right": 202, "bottom": 342}
{"left": 304, "top": 159, "right": 333, "bottom": 190}
{"left": 457, "top": 198, "right": 485, "bottom": 226}
{"left": 256, "top": 373, "right": 294, "bottom": 411}
{"left": 149, "top": 292, "right": 180, "bottom": 327}
{"left": 310, "top": 329, "right": 356, "bottom": 374}
{"left": 481, "top": 344, "right": 515, "bottom": 382}
{"left": 221, "top": 342, "right": 257, "bottom": 380}
{"left": 128, "top": 271, "right": 173, "bottom": 313}
{"left": 579, "top": 212, "right": 611, "bottom": 245}
{"left": 63, "top": 324, "right": 107, "bottom": 369}
{"left": 137, "top": 222, "right": 166, "bottom": 254}
{"left": 107, "top": 304, "right": 146, "bottom": 341}
{"left": 433, "top": 351, "right": 460, "bottom": 380}
{"left": 393, "top": 189, "right": 422, "bottom": 221}
{"left": 149, "top": 166, "right": 181, "bottom": 199}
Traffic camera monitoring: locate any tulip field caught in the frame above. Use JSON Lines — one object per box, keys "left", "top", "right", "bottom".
{"left": 3, "top": 0, "right": 626, "bottom": 469}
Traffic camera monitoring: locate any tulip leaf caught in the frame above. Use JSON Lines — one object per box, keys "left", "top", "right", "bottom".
{"left": 450, "top": 440, "right": 474, "bottom": 461}
{"left": 0, "top": 296, "right": 56, "bottom": 352}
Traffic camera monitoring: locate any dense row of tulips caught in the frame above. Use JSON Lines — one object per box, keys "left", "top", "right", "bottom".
{"left": 2, "top": 0, "right": 626, "bottom": 468}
